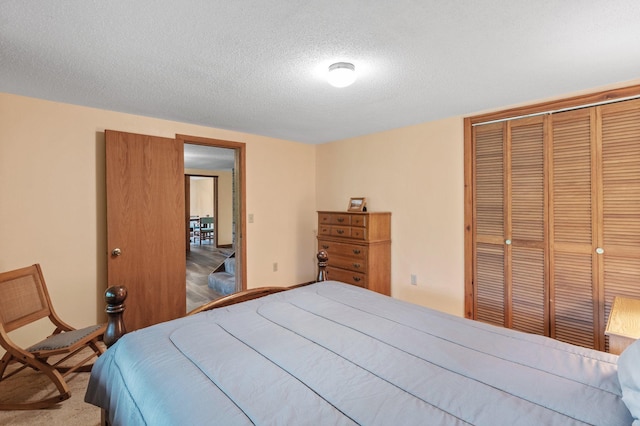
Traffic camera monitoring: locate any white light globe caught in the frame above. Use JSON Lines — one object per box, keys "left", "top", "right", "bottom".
{"left": 327, "top": 62, "right": 356, "bottom": 88}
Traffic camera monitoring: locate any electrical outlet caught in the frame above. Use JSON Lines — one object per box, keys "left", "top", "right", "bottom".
{"left": 248, "top": 213, "right": 254, "bottom": 223}
{"left": 410, "top": 274, "right": 417, "bottom": 285}
{"left": 273, "top": 262, "right": 278, "bottom": 272}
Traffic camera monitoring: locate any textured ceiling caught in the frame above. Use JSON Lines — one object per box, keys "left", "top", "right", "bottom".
{"left": 1, "top": 1, "right": 640, "bottom": 144}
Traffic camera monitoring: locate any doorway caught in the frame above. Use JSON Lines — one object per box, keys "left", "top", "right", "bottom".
{"left": 180, "top": 135, "right": 246, "bottom": 312}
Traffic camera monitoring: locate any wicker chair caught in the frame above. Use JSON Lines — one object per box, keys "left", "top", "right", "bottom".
{"left": 0, "top": 264, "right": 106, "bottom": 409}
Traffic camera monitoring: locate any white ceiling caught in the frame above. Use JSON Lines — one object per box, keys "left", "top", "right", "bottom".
{"left": 1, "top": 1, "right": 640, "bottom": 144}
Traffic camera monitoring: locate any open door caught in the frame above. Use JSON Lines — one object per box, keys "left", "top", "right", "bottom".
{"left": 105, "top": 130, "right": 186, "bottom": 331}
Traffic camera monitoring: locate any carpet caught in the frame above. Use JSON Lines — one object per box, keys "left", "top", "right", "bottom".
{"left": 0, "top": 347, "right": 101, "bottom": 426}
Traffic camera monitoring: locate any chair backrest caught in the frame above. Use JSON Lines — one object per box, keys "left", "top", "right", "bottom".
{"left": 200, "top": 216, "right": 214, "bottom": 228}
{"left": 0, "top": 264, "right": 52, "bottom": 333}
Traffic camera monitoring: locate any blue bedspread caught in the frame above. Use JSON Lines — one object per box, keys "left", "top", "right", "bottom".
{"left": 85, "top": 281, "right": 633, "bottom": 425}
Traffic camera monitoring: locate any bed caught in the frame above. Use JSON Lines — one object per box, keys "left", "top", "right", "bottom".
{"left": 85, "top": 279, "right": 639, "bottom": 425}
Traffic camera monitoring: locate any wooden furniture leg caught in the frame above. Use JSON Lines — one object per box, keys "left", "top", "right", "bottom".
{"left": 104, "top": 286, "right": 127, "bottom": 348}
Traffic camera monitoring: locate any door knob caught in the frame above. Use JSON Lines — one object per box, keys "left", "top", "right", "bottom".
{"left": 111, "top": 248, "right": 122, "bottom": 256}
{"left": 595, "top": 247, "right": 604, "bottom": 255}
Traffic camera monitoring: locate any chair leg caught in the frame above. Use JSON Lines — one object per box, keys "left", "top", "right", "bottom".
{"left": 0, "top": 351, "right": 12, "bottom": 379}
{"left": 0, "top": 356, "right": 71, "bottom": 410}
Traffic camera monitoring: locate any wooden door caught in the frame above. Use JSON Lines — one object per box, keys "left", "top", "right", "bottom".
{"left": 473, "top": 122, "right": 507, "bottom": 326}
{"left": 473, "top": 117, "right": 547, "bottom": 334}
{"left": 549, "top": 108, "right": 598, "bottom": 348}
{"left": 508, "top": 116, "right": 546, "bottom": 335}
{"left": 600, "top": 99, "right": 640, "bottom": 351}
{"left": 106, "top": 130, "right": 186, "bottom": 331}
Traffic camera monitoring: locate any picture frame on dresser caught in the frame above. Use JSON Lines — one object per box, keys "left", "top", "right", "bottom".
{"left": 347, "top": 197, "right": 366, "bottom": 212}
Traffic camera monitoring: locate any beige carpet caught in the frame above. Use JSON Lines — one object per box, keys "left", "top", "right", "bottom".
{"left": 0, "top": 347, "right": 102, "bottom": 426}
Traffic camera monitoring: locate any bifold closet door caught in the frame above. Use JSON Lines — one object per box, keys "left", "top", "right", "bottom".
{"left": 470, "top": 93, "right": 640, "bottom": 351}
{"left": 549, "top": 109, "right": 598, "bottom": 348}
{"left": 600, "top": 99, "right": 640, "bottom": 351}
{"left": 508, "top": 116, "right": 546, "bottom": 334}
{"left": 474, "top": 122, "right": 506, "bottom": 326}
{"left": 473, "top": 117, "right": 546, "bottom": 334}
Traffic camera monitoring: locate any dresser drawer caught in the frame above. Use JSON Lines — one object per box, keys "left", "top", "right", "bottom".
{"left": 330, "top": 253, "right": 367, "bottom": 273}
{"left": 327, "top": 267, "right": 367, "bottom": 288}
{"left": 331, "top": 226, "right": 351, "bottom": 238}
{"left": 351, "top": 215, "right": 367, "bottom": 227}
{"left": 318, "top": 240, "right": 367, "bottom": 260}
{"left": 332, "top": 214, "right": 351, "bottom": 225}
{"left": 318, "top": 224, "right": 332, "bottom": 236}
{"left": 318, "top": 213, "right": 333, "bottom": 225}
{"left": 319, "top": 213, "right": 351, "bottom": 225}
{"left": 351, "top": 227, "right": 366, "bottom": 240}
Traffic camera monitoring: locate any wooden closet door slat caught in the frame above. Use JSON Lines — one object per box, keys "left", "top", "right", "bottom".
{"left": 475, "top": 124, "right": 504, "bottom": 238}
{"left": 511, "top": 246, "right": 545, "bottom": 334}
{"left": 476, "top": 243, "right": 505, "bottom": 325}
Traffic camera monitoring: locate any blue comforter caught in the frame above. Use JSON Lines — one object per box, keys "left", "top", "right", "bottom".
{"left": 85, "top": 281, "right": 633, "bottom": 425}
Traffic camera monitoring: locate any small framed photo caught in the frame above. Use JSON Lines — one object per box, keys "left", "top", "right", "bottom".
{"left": 347, "top": 197, "right": 366, "bottom": 212}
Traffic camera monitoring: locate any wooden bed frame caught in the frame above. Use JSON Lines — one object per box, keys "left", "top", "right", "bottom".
{"left": 102, "top": 250, "right": 329, "bottom": 348}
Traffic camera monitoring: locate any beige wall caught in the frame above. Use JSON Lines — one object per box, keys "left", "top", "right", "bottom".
{"left": 0, "top": 93, "right": 317, "bottom": 349}
{"left": 190, "top": 177, "right": 214, "bottom": 218}
{"left": 3, "top": 79, "right": 639, "bottom": 349}
{"left": 316, "top": 117, "right": 465, "bottom": 316}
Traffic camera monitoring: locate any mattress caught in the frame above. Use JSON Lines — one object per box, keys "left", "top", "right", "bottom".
{"left": 85, "top": 281, "right": 633, "bottom": 425}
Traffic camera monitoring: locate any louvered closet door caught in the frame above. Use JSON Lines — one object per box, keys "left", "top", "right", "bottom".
{"left": 601, "top": 99, "right": 640, "bottom": 351}
{"left": 473, "top": 122, "right": 506, "bottom": 326}
{"left": 508, "top": 117, "right": 546, "bottom": 335}
{"left": 473, "top": 117, "right": 546, "bottom": 332}
{"left": 549, "top": 109, "right": 597, "bottom": 348}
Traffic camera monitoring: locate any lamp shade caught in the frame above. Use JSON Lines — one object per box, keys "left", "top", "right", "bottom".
{"left": 327, "top": 62, "right": 356, "bottom": 88}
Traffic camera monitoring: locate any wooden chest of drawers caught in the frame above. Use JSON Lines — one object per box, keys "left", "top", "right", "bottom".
{"left": 317, "top": 211, "right": 391, "bottom": 295}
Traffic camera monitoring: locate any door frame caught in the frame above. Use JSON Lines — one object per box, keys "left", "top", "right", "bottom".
{"left": 177, "top": 134, "right": 247, "bottom": 292}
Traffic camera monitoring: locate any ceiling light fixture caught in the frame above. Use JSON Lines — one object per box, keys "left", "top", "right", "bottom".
{"left": 327, "top": 62, "right": 356, "bottom": 88}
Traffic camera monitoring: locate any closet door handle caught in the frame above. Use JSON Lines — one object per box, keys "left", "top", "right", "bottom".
{"left": 595, "top": 247, "right": 604, "bottom": 254}
{"left": 505, "top": 239, "right": 512, "bottom": 245}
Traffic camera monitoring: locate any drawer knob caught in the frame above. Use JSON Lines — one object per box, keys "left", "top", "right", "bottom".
{"left": 337, "top": 230, "right": 345, "bottom": 234}
{"left": 353, "top": 277, "right": 361, "bottom": 282}
{"left": 353, "top": 249, "right": 361, "bottom": 254}
{"left": 337, "top": 218, "right": 345, "bottom": 222}
{"left": 353, "top": 263, "right": 361, "bottom": 269}
{"left": 322, "top": 244, "right": 329, "bottom": 249}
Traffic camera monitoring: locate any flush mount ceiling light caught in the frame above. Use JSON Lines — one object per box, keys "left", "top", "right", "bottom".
{"left": 327, "top": 62, "right": 356, "bottom": 88}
